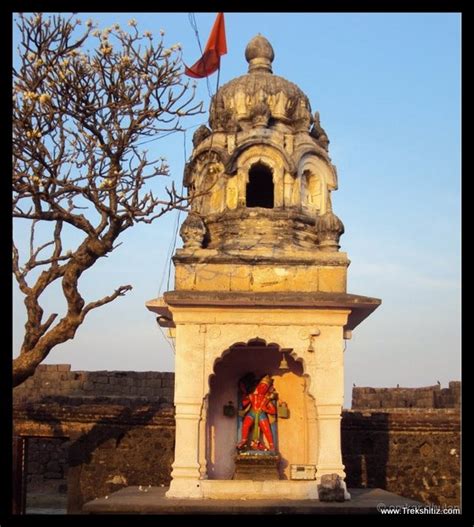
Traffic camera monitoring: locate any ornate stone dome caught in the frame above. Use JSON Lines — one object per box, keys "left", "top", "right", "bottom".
{"left": 209, "top": 35, "right": 313, "bottom": 132}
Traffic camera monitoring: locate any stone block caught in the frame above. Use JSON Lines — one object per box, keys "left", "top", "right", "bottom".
{"left": 229, "top": 265, "right": 251, "bottom": 291}
{"left": 147, "top": 378, "right": 162, "bottom": 388}
{"left": 162, "top": 389, "right": 174, "bottom": 401}
{"left": 318, "top": 473, "right": 345, "bottom": 502}
{"left": 194, "top": 264, "right": 228, "bottom": 291}
{"left": 27, "top": 461, "right": 41, "bottom": 474}
{"left": 318, "top": 266, "right": 346, "bottom": 292}
{"left": 175, "top": 264, "right": 197, "bottom": 290}
{"left": 47, "top": 461, "right": 61, "bottom": 472}
{"left": 94, "top": 376, "right": 110, "bottom": 385}
{"left": 162, "top": 377, "right": 174, "bottom": 388}
{"left": 44, "top": 472, "right": 63, "bottom": 479}
{"left": 233, "top": 453, "right": 280, "bottom": 481}
{"left": 68, "top": 380, "right": 83, "bottom": 392}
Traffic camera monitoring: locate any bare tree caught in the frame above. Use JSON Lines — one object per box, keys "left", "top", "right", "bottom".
{"left": 12, "top": 13, "right": 202, "bottom": 386}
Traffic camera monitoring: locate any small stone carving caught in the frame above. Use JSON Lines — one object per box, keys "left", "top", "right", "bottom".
{"left": 179, "top": 213, "right": 207, "bottom": 249}
{"left": 250, "top": 101, "right": 271, "bottom": 127}
{"left": 192, "top": 125, "right": 211, "bottom": 148}
{"left": 293, "top": 100, "right": 312, "bottom": 131}
{"left": 315, "top": 210, "right": 345, "bottom": 252}
{"left": 210, "top": 104, "right": 239, "bottom": 132}
{"left": 318, "top": 473, "right": 345, "bottom": 502}
{"left": 310, "top": 111, "right": 330, "bottom": 151}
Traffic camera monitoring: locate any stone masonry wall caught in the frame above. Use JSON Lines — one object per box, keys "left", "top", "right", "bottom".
{"left": 352, "top": 382, "right": 461, "bottom": 409}
{"left": 14, "top": 401, "right": 175, "bottom": 513}
{"left": 14, "top": 367, "right": 460, "bottom": 510}
{"left": 342, "top": 409, "right": 460, "bottom": 507}
{"left": 67, "top": 406, "right": 175, "bottom": 512}
{"left": 27, "top": 437, "right": 68, "bottom": 496}
{"left": 13, "top": 364, "right": 174, "bottom": 404}
{"left": 13, "top": 364, "right": 175, "bottom": 505}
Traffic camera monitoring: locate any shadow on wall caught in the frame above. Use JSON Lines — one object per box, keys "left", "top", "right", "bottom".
{"left": 18, "top": 400, "right": 174, "bottom": 513}
{"left": 341, "top": 410, "right": 461, "bottom": 507}
{"left": 341, "top": 412, "right": 389, "bottom": 490}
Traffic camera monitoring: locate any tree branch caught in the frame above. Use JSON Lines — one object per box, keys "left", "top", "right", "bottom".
{"left": 82, "top": 284, "right": 133, "bottom": 317}
{"left": 12, "top": 12, "right": 205, "bottom": 386}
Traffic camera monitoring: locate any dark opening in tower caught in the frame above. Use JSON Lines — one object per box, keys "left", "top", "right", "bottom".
{"left": 246, "top": 163, "right": 274, "bottom": 208}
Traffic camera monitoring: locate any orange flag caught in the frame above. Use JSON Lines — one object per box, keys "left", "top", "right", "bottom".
{"left": 185, "top": 13, "right": 227, "bottom": 78}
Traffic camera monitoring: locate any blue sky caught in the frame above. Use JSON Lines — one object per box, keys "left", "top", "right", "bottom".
{"left": 12, "top": 13, "right": 461, "bottom": 407}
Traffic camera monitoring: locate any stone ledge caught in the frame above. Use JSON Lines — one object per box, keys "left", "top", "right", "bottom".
{"left": 148, "top": 290, "right": 381, "bottom": 331}
{"left": 83, "top": 486, "right": 423, "bottom": 514}
{"left": 173, "top": 248, "right": 349, "bottom": 266}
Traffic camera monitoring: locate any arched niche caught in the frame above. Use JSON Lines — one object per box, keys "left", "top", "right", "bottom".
{"left": 298, "top": 154, "right": 337, "bottom": 215}
{"left": 229, "top": 145, "right": 295, "bottom": 208}
{"left": 205, "top": 338, "right": 317, "bottom": 481}
{"left": 246, "top": 162, "right": 274, "bottom": 208}
{"left": 191, "top": 161, "right": 226, "bottom": 215}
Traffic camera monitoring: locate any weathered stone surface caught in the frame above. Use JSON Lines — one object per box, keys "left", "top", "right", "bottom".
{"left": 14, "top": 374, "right": 460, "bottom": 509}
{"left": 13, "top": 365, "right": 174, "bottom": 404}
{"left": 318, "top": 473, "right": 346, "bottom": 502}
{"left": 352, "top": 384, "right": 460, "bottom": 409}
{"left": 180, "top": 34, "right": 341, "bottom": 258}
{"left": 310, "top": 111, "right": 330, "bottom": 151}
{"left": 159, "top": 290, "right": 380, "bottom": 332}
{"left": 233, "top": 453, "right": 281, "bottom": 481}
{"left": 314, "top": 210, "right": 345, "bottom": 252}
{"left": 209, "top": 35, "right": 312, "bottom": 133}
{"left": 179, "top": 213, "right": 207, "bottom": 249}
{"left": 14, "top": 400, "right": 175, "bottom": 513}
{"left": 83, "top": 486, "right": 422, "bottom": 514}
{"left": 341, "top": 409, "right": 460, "bottom": 507}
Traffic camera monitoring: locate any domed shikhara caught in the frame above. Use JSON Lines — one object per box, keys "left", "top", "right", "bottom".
{"left": 209, "top": 35, "right": 312, "bottom": 133}
{"left": 180, "top": 34, "right": 343, "bottom": 255}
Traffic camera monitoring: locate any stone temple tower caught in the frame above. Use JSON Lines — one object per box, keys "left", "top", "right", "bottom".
{"left": 147, "top": 35, "right": 380, "bottom": 500}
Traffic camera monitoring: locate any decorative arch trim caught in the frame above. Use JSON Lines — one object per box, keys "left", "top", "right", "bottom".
{"left": 225, "top": 140, "right": 296, "bottom": 176}
{"left": 206, "top": 336, "right": 307, "bottom": 396}
{"left": 297, "top": 152, "right": 338, "bottom": 191}
{"left": 184, "top": 147, "right": 230, "bottom": 187}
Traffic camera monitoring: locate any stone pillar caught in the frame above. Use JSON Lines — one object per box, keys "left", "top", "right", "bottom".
{"left": 315, "top": 403, "right": 345, "bottom": 477}
{"left": 316, "top": 403, "right": 350, "bottom": 500}
{"left": 166, "top": 324, "right": 205, "bottom": 498}
{"left": 166, "top": 401, "right": 203, "bottom": 498}
{"left": 307, "top": 321, "right": 351, "bottom": 499}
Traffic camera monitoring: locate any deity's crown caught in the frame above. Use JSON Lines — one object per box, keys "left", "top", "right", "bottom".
{"left": 260, "top": 375, "right": 272, "bottom": 386}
